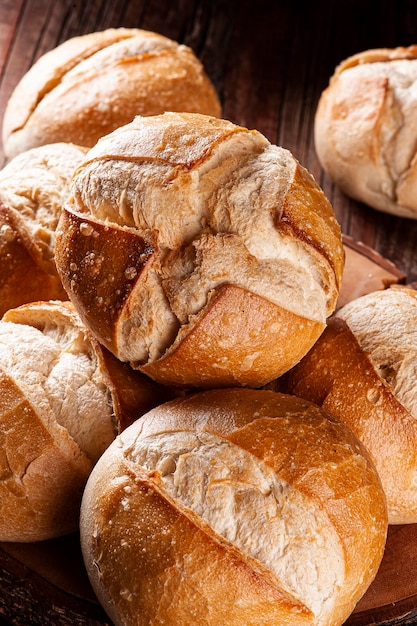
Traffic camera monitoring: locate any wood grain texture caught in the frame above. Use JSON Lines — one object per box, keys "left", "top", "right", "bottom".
{"left": 1, "top": 1, "right": 417, "bottom": 624}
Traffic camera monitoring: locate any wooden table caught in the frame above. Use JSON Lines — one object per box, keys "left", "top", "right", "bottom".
{"left": 1, "top": 0, "right": 417, "bottom": 624}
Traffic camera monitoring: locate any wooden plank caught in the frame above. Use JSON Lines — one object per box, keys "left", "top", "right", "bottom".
{"left": 0, "top": 0, "right": 60, "bottom": 166}
{"left": 0, "top": 0, "right": 24, "bottom": 70}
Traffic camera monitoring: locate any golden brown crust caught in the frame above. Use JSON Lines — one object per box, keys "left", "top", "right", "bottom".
{"left": 139, "top": 284, "right": 325, "bottom": 388}
{"left": 286, "top": 312, "right": 417, "bottom": 524}
{"left": 55, "top": 112, "right": 344, "bottom": 389}
{"left": 54, "top": 208, "right": 156, "bottom": 353}
{"left": 2, "top": 28, "right": 221, "bottom": 158}
{"left": 93, "top": 341, "right": 179, "bottom": 432}
{"left": 80, "top": 388, "right": 387, "bottom": 626}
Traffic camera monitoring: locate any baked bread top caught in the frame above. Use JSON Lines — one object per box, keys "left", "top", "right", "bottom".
{"left": 55, "top": 112, "right": 344, "bottom": 388}
{"left": 2, "top": 27, "right": 222, "bottom": 158}
{"left": 315, "top": 45, "right": 417, "bottom": 218}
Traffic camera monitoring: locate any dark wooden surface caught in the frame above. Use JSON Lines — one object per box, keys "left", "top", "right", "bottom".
{"left": 1, "top": 0, "right": 417, "bottom": 624}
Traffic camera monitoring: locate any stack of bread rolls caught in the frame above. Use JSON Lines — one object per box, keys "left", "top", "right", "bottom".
{"left": 0, "top": 24, "right": 404, "bottom": 626}
{"left": 0, "top": 26, "right": 221, "bottom": 538}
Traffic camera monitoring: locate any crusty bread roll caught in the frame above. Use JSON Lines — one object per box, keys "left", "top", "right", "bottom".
{"left": 0, "top": 299, "right": 174, "bottom": 542}
{"left": 0, "top": 142, "right": 88, "bottom": 316}
{"left": 286, "top": 285, "right": 417, "bottom": 524}
{"left": 80, "top": 388, "right": 387, "bottom": 626}
{"left": 314, "top": 45, "right": 417, "bottom": 218}
{"left": 55, "top": 112, "right": 344, "bottom": 389}
{"left": 2, "top": 27, "right": 221, "bottom": 159}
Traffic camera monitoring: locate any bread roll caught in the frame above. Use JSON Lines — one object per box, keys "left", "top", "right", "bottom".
{"left": 314, "top": 46, "right": 417, "bottom": 218}
{"left": 2, "top": 27, "right": 221, "bottom": 159}
{"left": 286, "top": 285, "right": 417, "bottom": 524}
{"left": 0, "top": 299, "right": 174, "bottom": 542}
{"left": 0, "top": 142, "right": 88, "bottom": 316}
{"left": 55, "top": 112, "right": 344, "bottom": 389}
{"left": 80, "top": 388, "right": 387, "bottom": 626}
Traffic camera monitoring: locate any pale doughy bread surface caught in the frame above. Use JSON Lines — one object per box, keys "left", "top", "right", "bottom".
{"left": 131, "top": 430, "right": 344, "bottom": 622}
{"left": 2, "top": 301, "right": 114, "bottom": 463}
{"left": 314, "top": 46, "right": 417, "bottom": 218}
{"left": 0, "top": 301, "right": 105, "bottom": 540}
{"left": 0, "top": 143, "right": 87, "bottom": 268}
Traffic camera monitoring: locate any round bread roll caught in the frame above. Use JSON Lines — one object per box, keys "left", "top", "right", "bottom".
{"left": 55, "top": 112, "right": 344, "bottom": 389}
{"left": 314, "top": 45, "right": 417, "bottom": 218}
{"left": 80, "top": 388, "right": 387, "bottom": 626}
{"left": 2, "top": 27, "right": 221, "bottom": 159}
{"left": 0, "top": 299, "right": 174, "bottom": 542}
{"left": 0, "top": 142, "right": 88, "bottom": 317}
{"left": 286, "top": 285, "right": 417, "bottom": 524}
